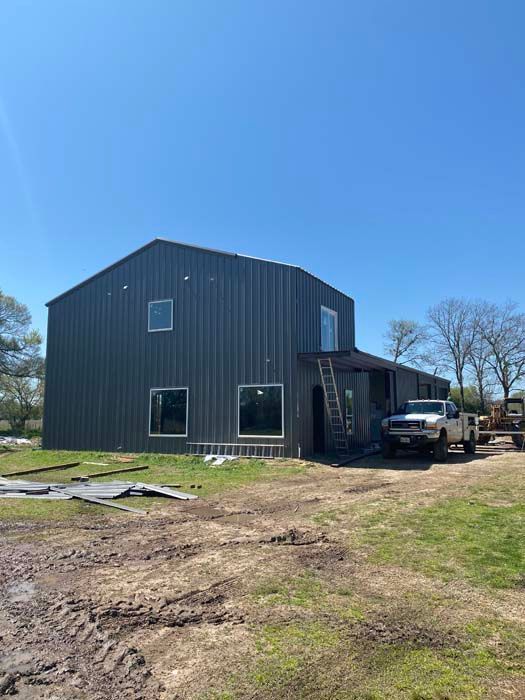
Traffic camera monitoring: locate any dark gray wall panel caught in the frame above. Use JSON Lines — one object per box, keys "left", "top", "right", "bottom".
{"left": 296, "top": 361, "right": 370, "bottom": 455}
{"left": 44, "top": 241, "right": 300, "bottom": 455}
{"left": 396, "top": 368, "right": 419, "bottom": 406}
{"left": 296, "top": 273, "right": 355, "bottom": 353}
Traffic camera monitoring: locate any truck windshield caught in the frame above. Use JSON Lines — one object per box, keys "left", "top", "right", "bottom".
{"left": 398, "top": 402, "right": 445, "bottom": 415}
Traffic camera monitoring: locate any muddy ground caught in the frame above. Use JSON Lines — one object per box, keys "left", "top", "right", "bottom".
{"left": 0, "top": 444, "right": 524, "bottom": 699}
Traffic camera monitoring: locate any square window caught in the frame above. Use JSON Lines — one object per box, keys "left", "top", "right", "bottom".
{"left": 149, "top": 388, "right": 188, "bottom": 436}
{"left": 148, "top": 300, "right": 173, "bottom": 332}
{"left": 321, "top": 306, "right": 338, "bottom": 351}
{"left": 238, "top": 385, "right": 284, "bottom": 437}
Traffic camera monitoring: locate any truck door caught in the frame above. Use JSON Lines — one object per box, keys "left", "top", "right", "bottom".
{"left": 446, "top": 403, "right": 462, "bottom": 442}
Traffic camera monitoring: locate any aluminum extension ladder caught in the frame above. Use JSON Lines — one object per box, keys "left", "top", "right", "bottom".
{"left": 318, "top": 358, "right": 350, "bottom": 459}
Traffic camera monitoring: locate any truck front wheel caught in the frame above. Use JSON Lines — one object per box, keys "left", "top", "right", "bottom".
{"left": 463, "top": 431, "right": 476, "bottom": 454}
{"left": 382, "top": 441, "right": 397, "bottom": 459}
{"left": 434, "top": 432, "right": 449, "bottom": 462}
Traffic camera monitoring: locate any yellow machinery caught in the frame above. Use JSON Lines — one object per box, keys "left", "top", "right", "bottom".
{"left": 478, "top": 398, "right": 525, "bottom": 448}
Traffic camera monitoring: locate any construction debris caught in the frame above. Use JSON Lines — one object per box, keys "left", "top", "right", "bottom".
{"left": 0, "top": 478, "right": 198, "bottom": 513}
{"left": 1, "top": 462, "right": 80, "bottom": 478}
{"left": 204, "top": 455, "right": 239, "bottom": 466}
{"left": 0, "top": 436, "right": 32, "bottom": 446}
{"left": 71, "top": 465, "right": 149, "bottom": 480}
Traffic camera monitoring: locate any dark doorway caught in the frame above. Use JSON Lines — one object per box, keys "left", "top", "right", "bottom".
{"left": 313, "top": 385, "right": 325, "bottom": 454}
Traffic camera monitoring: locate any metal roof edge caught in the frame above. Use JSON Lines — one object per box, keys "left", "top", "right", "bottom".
{"left": 46, "top": 237, "right": 355, "bottom": 306}
{"left": 298, "top": 348, "right": 450, "bottom": 384}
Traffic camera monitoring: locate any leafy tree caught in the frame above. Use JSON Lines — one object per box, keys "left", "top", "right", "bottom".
{"left": 0, "top": 289, "right": 42, "bottom": 378}
{"left": 383, "top": 319, "right": 429, "bottom": 367}
{"left": 448, "top": 385, "right": 491, "bottom": 415}
{"left": 0, "top": 375, "right": 44, "bottom": 432}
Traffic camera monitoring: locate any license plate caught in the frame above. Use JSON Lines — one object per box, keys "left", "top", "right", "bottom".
{"left": 400, "top": 437, "right": 411, "bottom": 444}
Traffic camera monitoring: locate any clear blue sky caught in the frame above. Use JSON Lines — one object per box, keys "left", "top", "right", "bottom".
{"left": 1, "top": 1, "right": 524, "bottom": 361}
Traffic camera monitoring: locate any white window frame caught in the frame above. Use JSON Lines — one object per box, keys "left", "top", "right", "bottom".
{"left": 238, "top": 383, "right": 284, "bottom": 439}
{"left": 148, "top": 387, "right": 188, "bottom": 437}
{"left": 320, "top": 305, "right": 338, "bottom": 351}
{"left": 148, "top": 299, "right": 173, "bottom": 332}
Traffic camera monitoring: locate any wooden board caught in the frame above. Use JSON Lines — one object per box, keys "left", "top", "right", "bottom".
{"left": 1, "top": 462, "right": 81, "bottom": 478}
{"left": 71, "top": 465, "right": 149, "bottom": 480}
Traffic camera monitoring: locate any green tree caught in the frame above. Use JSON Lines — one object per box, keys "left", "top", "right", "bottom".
{"left": 0, "top": 375, "right": 44, "bottom": 432}
{"left": 449, "top": 385, "right": 487, "bottom": 414}
{"left": 0, "top": 289, "right": 42, "bottom": 378}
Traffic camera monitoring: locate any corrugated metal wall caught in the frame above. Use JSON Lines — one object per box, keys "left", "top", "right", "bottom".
{"left": 296, "top": 361, "right": 370, "bottom": 455}
{"left": 297, "top": 273, "right": 355, "bottom": 352}
{"left": 395, "top": 368, "right": 419, "bottom": 406}
{"left": 44, "top": 241, "right": 300, "bottom": 455}
{"left": 44, "top": 241, "right": 358, "bottom": 457}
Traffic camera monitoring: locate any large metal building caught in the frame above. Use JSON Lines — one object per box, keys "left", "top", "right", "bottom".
{"left": 43, "top": 239, "right": 449, "bottom": 458}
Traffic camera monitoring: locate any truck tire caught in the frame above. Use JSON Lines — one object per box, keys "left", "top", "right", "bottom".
{"left": 382, "top": 441, "right": 396, "bottom": 459}
{"left": 433, "top": 432, "right": 449, "bottom": 462}
{"left": 463, "top": 431, "right": 476, "bottom": 454}
{"left": 511, "top": 423, "right": 525, "bottom": 449}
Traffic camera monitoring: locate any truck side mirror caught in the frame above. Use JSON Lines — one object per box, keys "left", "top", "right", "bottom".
{"left": 454, "top": 410, "right": 460, "bottom": 419}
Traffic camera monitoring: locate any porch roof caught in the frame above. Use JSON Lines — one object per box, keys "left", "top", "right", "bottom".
{"left": 298, "top": 348, "right": 450, "bottom": 385}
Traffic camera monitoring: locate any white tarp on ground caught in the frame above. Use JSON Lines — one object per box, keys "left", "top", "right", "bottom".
{"left": 0, "top": 436, "right": 32, "bottom": 445}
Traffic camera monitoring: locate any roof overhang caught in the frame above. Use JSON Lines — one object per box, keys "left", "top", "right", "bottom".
{"left": 298, "top": 349, "right": 450, "bottom": 385}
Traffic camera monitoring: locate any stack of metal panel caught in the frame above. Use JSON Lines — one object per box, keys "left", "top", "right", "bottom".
{"left": 0, "top": 478, "right": 197, "bottom": 514}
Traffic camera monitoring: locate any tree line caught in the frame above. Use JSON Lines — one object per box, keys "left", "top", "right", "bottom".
{"left": 0, "top": 289, "right": 44, "bottom": 432}
{"left": 384, "top": 299, "right": 525, "bottom": 412}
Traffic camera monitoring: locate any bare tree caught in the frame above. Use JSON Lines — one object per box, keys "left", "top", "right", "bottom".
{"left": 383, "top": 319, "right": 429, "bottom": 367}
{"left": 466, "top": 304, "right": 496, "bottom": 413}
{"left": 480, "top": 301, "right": 525, "bottom": 398}
{"left": 0, "top": 289, "right": 42, "bottom": 378}
{"left": 427, "top": 299, "right": 477, "bottom": 410}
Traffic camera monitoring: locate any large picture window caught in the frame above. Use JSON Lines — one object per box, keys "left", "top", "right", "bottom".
{"left": 149, "top": 388, "right": 188, "bottom": 436}
{"left": 238, "top": 385, "right": 284, "bottom": 437}
{"left": 148, "top": 300, "right": 173, "bottom": 332}
{"left": 321, "top": 306, "right": 338, "bottom": 351}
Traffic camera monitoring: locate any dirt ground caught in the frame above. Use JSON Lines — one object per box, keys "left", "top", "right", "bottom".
{"left": 0, "top": 444, "right": 524, "bottom": 699}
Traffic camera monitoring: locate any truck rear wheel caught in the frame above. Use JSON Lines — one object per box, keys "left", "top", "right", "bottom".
{"left": 511, "top": 422, "right": 525, "bottom": 449}
{"left": 382, "top": 441, "right": 396, "bottom": 459}
{"left": 434, "top": 432, "right": 449, "bottom": 462}
{"left": 463, "top": 431, "right": 476, "bottom": 454}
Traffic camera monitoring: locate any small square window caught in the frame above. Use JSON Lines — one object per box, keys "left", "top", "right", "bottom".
{"left": 148, "top": 300, "right": 173, "bottom": 332}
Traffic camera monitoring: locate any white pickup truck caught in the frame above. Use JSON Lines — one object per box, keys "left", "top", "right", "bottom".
{"left": 381, "top": 400, "right": 479, "bottom": 462}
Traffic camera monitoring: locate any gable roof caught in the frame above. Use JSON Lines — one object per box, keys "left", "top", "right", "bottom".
{"left": 46, "top": 237, "right": 354, "bottom": 306}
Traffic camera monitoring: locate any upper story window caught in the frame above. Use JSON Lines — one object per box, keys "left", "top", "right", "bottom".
{"left": 321, "top": 306, "right": 338, "bottom": 351}
{"left": 238, "top": 384, "right": 284, "bottom": 438}
{"left": 148, "top": 299, "right": 173, "bottom": 332}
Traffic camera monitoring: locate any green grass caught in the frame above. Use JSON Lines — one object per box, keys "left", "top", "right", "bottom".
{"left": 253, "top": 570, "right": 365, "bottom": 621}
{"left": 0, "top": 448, "right": 305, "bottom": 522}
{"left": 357, "top": 497, "right": 525, "bottom": 589}
{"left": 208, "top": 608, "right": 525, "bottom": 700}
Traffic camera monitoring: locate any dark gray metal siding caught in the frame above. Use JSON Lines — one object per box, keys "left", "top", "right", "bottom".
{"left": 44, "top": 241, "right": 299, "bottom": 455}
{"left": 395, "top": 368, "right": 419, "bottom": 406}
{"left": 296, "top": 272, "right": 355, "bottom": 352}
{"left": 297, "top": 361, "right": 370, "bottom": 455}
